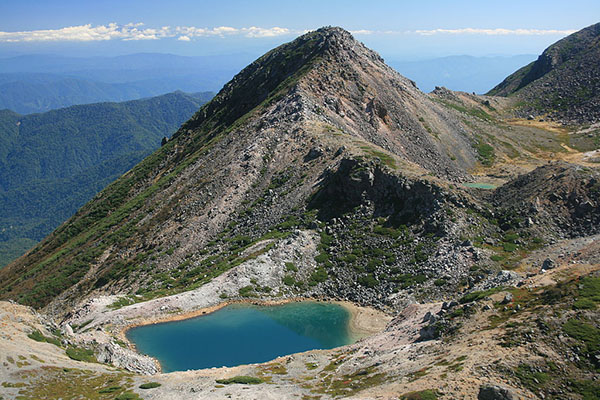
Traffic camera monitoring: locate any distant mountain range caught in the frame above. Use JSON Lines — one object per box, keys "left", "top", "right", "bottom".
{"left": 0, "top": 53, "right": 253, "bottom": 114}
{"left": 0, "top": 91, "right": 212, "bottom": 267}
{"left": 0, "top": 73, "right": 215, "bottom": 114}
{"left": 389, "top": 54, "right": 537, "bottom": 94}
{"left": 0, "top": 52, "right": 539, "bottom": 114}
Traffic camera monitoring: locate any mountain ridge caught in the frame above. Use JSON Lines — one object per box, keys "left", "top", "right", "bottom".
{"left": 1, "top": 26, "right": 479, "bottom": 310}
{"left": 0, "top": 26, "right": 586, "bottom": 312}
{"left": 0, "top": 25, "right": 599, "bottom": 399}
{"left": 488, "top": 22, "right": 600, "bottom": 123}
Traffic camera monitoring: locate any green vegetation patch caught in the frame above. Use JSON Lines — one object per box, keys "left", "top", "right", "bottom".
{"left": 400, "top": 389, "right": 440, "bottom": 400}
{"left": 11, "top": 366, "right": 137, "bottom": 399}
{"left": 476, "top": 140, "right": 495, "bottom": 166}
{"left": 238, "top": 285, "right": 256, "bottom": 297}
{"left": 578, "top": 277, "right": 600, "bottom": 303}
{"left": 459, "top": 287, "right": 503, "bottom": 304}
{"left": 569, "top": 379, "right": 600, "bottom": 399}
{"left": 283, "top": 275, "right": 296, "bottom": 286}
{"left": 309, "top": 267, "right": 328, "bottom": 285}
{"left": 435, "top": 98, "right": 495, "bottom": 121}
{"left": 312, "top": 366, "right": 386, "bottom": 397}
{"left": 27, "top": 330, "right": 62, "bottom": 347}
{"left": 215, "top": 376, "right": 263, "bottom": 385}
{"left": 139, "top": 382, "right": 161, "bottom": 389}
{"left": 563, "top": 319, "right": 600, "bottom": 355}
{"left": 285, "top": 262, "right": 298, "bottom": 272}
{"left": 514, "top": 364, "right": 550, "bottom": 392}
{"left": 98, "top": 386, "right": 121, "bottom": 393}
{"left": 360, "top": 146, "right": 397, "bottom": 169}
{"left": 573, "top": 298, "right": 597, "bottom": 310}
{"left": 66, "top": 346, "right": 96, "bottom": 363}
{"left": 108, "top": 296, "right": 136, "bottom": 310}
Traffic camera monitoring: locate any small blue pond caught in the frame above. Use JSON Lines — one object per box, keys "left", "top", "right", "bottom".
{"left": 464, "top": 182, "right": 497, "bottom": 189}
{"left": 126, "top": 301, "right": 355, "bottom": 372}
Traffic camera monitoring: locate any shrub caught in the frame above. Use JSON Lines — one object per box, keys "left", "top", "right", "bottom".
{"left": 502, "top": 242, "right": 517, "bottom": 252}
{"left": 366, "top": 259, "right": 382, "bottom": 272}
{"left": 215, "top": 376, "right": 263, "bottom": 385}
{"left": 283, "top": 275, "right": 296, "bottom": 286}
{"left": 28, "top": 330, "right": 46, "bottom": 342}
{"left": 309, "top": 267, "right": 328, "bottom": 284}
{"left": 27, "top": 330, "right": 61, "bottom": 347}
{"left": 320, "top": 232, "right": 334, "bottom": 247}
{"left": 459, "top": 287, "right": 503, "bottom": 304}
{"left": 514, "top": 364, "right": 549, "bottom": 391}
{"left": 579, "top": 277, "right": 600, "bottom": 302}
{"left": 358, "top": 274, "right": 378, "bottom": 288}
{"left": 314, "top": 252, "right": 330, "bottom": 263}
{"left": 284, "top": 262, "right": 298, "bottom": 272}
{"left": 139, "top": 382, "right": 161, "bottom": 389}
{"left": 238, "top": 285, "right": 254, "bottom": 297}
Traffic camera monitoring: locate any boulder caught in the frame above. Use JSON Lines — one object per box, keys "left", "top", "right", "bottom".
{"left": 478, "top": 383, "right": 515, "bottom": 400}
{"left": 501, "top": 292, "right": 513, "bottom": 305}
{"left": 542, "top": 258, "right": 556, "bottom": 270}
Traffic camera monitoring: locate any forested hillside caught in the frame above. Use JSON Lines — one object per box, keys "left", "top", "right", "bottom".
{"left": 0, "top": 91, "right": 211, "bottom": 267}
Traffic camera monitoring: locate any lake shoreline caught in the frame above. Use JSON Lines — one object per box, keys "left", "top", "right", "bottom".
{"left": 120, "top": 298, "right": 390, "bottom": 373}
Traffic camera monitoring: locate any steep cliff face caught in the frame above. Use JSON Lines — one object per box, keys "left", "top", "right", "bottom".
{"left": 488, "top": 22, "right": 600, "bottom": 123}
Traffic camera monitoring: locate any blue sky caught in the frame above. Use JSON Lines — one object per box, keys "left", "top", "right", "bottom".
{"left": 1, "top": 0, "right": 598, "bottom": 59}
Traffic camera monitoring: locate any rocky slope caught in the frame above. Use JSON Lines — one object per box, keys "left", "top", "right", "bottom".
{"left": 0, "top": 27, "right": 491, "bottom": 314}
{"left": 488, "top": 22, "right": 600, "bottom": 124}
{"left": 0, "top": 26, "right": 599, "bottom": 399}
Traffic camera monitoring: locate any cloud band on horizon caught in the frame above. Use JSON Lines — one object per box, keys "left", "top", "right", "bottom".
{"left": 0, "top": 23, "right": 294, "bottom": 42}
{"left": 0, "top": 23, "right": 576, "bottom": 43}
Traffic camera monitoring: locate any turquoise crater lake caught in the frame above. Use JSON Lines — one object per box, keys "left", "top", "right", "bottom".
{"left": 126, "top": 301, "right": 356, "bottom": 372}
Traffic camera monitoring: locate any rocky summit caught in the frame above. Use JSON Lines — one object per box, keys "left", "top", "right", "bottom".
{"left": 0, "top": 26, "right": 599, "bottom": 399}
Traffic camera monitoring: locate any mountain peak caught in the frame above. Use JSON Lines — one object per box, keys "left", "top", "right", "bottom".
{"left": 310, "top": 26, "right": 358, "bottom": 50}
{"left": 174, "top": 25, "right": 465, "bottom": 178}
{"left": 175, "top": 27, "right": 383, "bottom": 136}
{"left": 0, "top": 26, "right": 488, "bottom": 310}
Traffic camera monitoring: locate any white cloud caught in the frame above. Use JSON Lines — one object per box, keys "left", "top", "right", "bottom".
{"left": 349, "top": 28, "right": 576, "bottom": 36}
{"left": 350, "top": 29, "right": 374, "bottom": 35}
{"left": 174, "top": 25, "right": 292, "bottom": 39}
{"left": 0, "top": 23, "right": 178, "bottom": 42}
{"left": 412, "top": 28, "right": 577, "bottom": 36}
{"left": 242, "top": 26, "right": 290, "bottom": 38}
{"left": 0, "top": 24, "right": 576, "bottom": 43}
{"left": 0, "top": 23, "right": 295, "bottom": 43}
